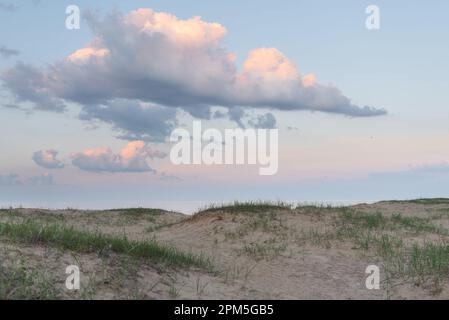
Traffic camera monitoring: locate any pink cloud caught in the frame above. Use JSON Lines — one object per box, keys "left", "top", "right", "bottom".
{"left": 71, "top": 141, "right": 166, "bottom": 173}
{"left": 32, "top": 150, "right": 64, "bottom": 169}
{"left": 1, "top": 8, "right": 386, "bottom": 142}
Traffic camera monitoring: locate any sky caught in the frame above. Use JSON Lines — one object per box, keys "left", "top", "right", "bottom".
{"left": 0, "top": 0, "right": 448, "bottom": 212}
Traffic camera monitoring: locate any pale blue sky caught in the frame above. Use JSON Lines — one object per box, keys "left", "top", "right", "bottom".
{"left": 1, "top": 1, "right": 448, "bottom": 211}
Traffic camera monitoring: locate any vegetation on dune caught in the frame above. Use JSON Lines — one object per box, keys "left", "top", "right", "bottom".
{"left": 196, "top": 200, "right": 292, "bottom": 214}
{"left": 338, "top": 210, "right": 444, "bottom": 234}
{"left": 0, "top": 260, "right": 57, "bottom": 299}
{"left": 302, "top": 208, "right": 449, "bottom": 293}
{"left": 104, "top": 207, "right": 166, "bottom": 217}
{"left": 0, "top": 221, "right": 212, "bottom": 270}
{"left": 2, "top": 198, "right": 449, "bottom": 298}
{"left": 381, "top": 198, "right": 449, "bottom": 205}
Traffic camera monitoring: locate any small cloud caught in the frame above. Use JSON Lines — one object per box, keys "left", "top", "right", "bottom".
{"left": 32, "top": 150, "right": 64, "bottom": 169}
{"left": 0, "top": 173, "right": 21, "bottom": 186}
{"left": 0, "top": 45, "right": 19, "bottom": 58}
{"left": 227, "top": 107, "right": 247, "bottom": 128}
{"left": 411, "top": 162, "right": 449, "bottom": 173}
{"left": 27, "top": 172, "right": 55, "bottom": 186}
{"left": 2, "top": 103, "right": 21, "bottom": 109}
{"left": 159, "top": 172, "right": 182, "bottom": 181}
{"left": 227, "top": 109, "right": 277, "bottom": 129}
{"left": 248, "top": 112, "right": 277, "bottom": 129}
{"left": 212, "top": 110, "right": 227, "bottom": 119}
{"left": 0, "top": 2, "right": 18, "bottom": 11}
{"left": 71, "top": 141, "right": 166, "bottom": 173}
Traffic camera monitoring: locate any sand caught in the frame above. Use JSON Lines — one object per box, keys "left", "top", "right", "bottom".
{"left": 1, "top": 200, "right": 449, "bottom": 299}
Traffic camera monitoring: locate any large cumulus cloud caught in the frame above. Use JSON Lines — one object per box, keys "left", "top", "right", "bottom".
{"left": 1, "top": 8, "right": 386, "bottom": 141}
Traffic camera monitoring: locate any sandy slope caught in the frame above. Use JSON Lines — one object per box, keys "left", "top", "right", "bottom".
{"left": 1, "top": 200, "right": 449, "bottom": 299}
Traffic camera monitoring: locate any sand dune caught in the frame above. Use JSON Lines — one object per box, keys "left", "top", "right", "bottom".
{"left": 1, "top": 199, "right": 449, "bottom": 299}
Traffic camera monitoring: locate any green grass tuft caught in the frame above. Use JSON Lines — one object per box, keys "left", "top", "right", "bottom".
{"left": 0, "top": 221, "right": 212, "bottom": 270}
{"left": 0, "top": 260, "right": 57, "bottom": 299}
{"left": 338, "top": 209, "right": 444, "bottom": 235}
{"left": 197, "top": 200, "right": 291, "bottom": 214}
{"left": 105, "top": 207, "right": 165, "bottom": 217}
{"left": 382, "top": 198, "right": 449, "bottom": 205}
{"left": 409, "top": 242, "right": 449, "bottom": 278}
